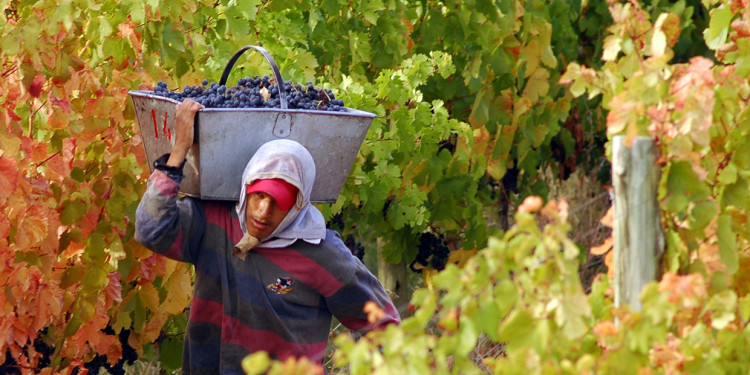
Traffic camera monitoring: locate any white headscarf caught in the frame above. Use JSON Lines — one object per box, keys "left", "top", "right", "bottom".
{"left": 235, "top": 139, "right": 326, "bottom": 249}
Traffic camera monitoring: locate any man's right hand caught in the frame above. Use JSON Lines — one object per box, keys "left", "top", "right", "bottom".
{"left": 167, "top": 99, "right": 205, "bottom": 167}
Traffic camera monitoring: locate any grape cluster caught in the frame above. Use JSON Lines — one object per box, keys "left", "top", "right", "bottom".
{"left": 409, "top": 232, "right": 451, "bottom": 272}
{"left": 344, "top": 234, "right": 365, "bottom": 261}
{"left": 151, "top": 76, "right": 347, "bottom": 111}
{"left": 328, "top": 213, "right": 345, "bottom": 231}
{"left": 410, "top": 232, "right": 451, "bottom": 272}
{"left": 0, "top": 327, "right": 140, "bottom": 374}
{"left": 327, "top": 214, "right": 365, "bottom": 261}
{"left": 0, "top": 329, "right": 54, "bottom": 374}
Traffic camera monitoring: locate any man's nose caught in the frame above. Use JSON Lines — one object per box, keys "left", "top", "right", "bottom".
{"left": 257, "top": 196, "right": 273, "bottom": 217}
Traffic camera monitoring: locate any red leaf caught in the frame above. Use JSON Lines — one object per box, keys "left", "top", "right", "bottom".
{"left": 0, "top": 156, "right": 19, "bottom": 202}
{"left": 0, "top": 213, "right": 9, "bottom": 240}
{"left": 29, "top": 74, "right": 46, "bottom": 98}
{"left": 105, "top": 272, "right": 123, "bottom": 306}
{"left": 51, "top": 95, "right": 71, "bottom": 113}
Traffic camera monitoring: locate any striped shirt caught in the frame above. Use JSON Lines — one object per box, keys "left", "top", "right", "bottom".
{"left": 135, "top": 170, "right": 400, "bottom": 374}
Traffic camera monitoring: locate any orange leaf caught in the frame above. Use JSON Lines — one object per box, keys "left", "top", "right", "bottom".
{"left": 658, "top": 273, "right": 707, "bottom": 308}
{"left": 61, "top": 240, "right": 86, "bottom": 258}
{"left": 593, "top": 320, "right": 619, "bottom": 337}
{"left": 363, "top": 301, "right": 385, "bottom": 324}
{"left": 15, "top": 205, "right": 48, "bottom": 250}
{"left": 48, "top": 107, "right": 71, "bottom": 129}
{"left": 33, "top": 285, "right": 63, "bottom": 333}
{"left": 0, "top": 156, "right": 19, "bottom": 202}
{"left": 30, "top": 142, "right": 49, "bottom": 164}
{"left": 518, "top": 195, "right": 544, "bottom": 213}
{"left": 605, "top": 250, "right": 614, "bottom": 280}
{"left": 590, "top": 236, "right": 613, "bottom": 256}
{"left": 600, "top": 206, "right": 614, "bottom": 228}
{"left": 0, "top": 213, "right": 9, "bottom": 241}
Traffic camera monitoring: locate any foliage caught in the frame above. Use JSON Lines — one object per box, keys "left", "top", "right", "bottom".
{"left": 323, "top": 200, "right": 750, "bottom": 374}
{"left": 1, "top": 0, "right": 193, "bottom": 372}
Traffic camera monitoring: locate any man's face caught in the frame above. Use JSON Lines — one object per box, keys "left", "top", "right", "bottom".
{"left": 245, "top": 192, "right": 291, "bottom": 239}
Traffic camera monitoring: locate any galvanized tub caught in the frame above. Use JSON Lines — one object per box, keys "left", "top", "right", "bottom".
{"left": 129, "top": 46, "right": 376, "bottom": 202}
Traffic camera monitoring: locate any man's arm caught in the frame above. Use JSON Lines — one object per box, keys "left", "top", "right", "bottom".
{"left": 135, "top": 99, "right": 205, "bottom": 263}
{"left": 167, "top": 99, "right": 203, "bottom": 167}
{"left": 323, "top": 231, "right": 401, "bottom": 332}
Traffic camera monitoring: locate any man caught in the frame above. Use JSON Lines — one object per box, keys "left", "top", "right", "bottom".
{"left": 135, "top": 99, "right": 400, "bottom": 374}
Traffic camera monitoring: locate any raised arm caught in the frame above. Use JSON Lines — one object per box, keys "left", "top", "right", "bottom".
{"left": 167, "top": 98, "right": 203, "bottom": 167}
{"left": 135, "top": 99, "right": 205, "bottom": 263}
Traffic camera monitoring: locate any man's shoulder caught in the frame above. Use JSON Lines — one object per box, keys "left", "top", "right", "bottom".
{"left": 291, "top": 230, "right": 357, "bottom": 270}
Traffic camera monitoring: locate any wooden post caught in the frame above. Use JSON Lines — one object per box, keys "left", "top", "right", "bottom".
{"left": 377, "top": 237, "right": 410, "bottom": 314}
{"left": 612, "top": 136, "right": 664, "bottom": 311}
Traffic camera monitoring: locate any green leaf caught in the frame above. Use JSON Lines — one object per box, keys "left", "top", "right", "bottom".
{"left": 718, "top": 162, "right": 738, "bottom": 185}
{"left": 739, "top": 295, "right": 750, "bottom": 323}
{"left": 232, "top": 0, "right": 261, "bottom": 19}
{"left": 226, "top": 13, "right": 250, "bottom": 36}
{"left": 60, "top": 200, "right": 88, "bottom": 225}
{"left": 721, "top": 177, "right": 750, "bottom": 210}
{"left": 162, "top": 22, "right": 186, "bottom": 53}
{"left": 689, "top": 201, "right": 716, "bottom": 233}
{"left": 128, "top": 1, "right": 146, "bottom": 24}
{"left": 666, "top": 161, "right": 710, "bottom": 203}
{"left": 158, "top": 336, "right": 184, "bottom": 371}
{"left": 717, "top": 214, "right": 739, "bottom": 274}
{"left": 704, "top": 6, "right": 732, "bottom": 50}
{"left": 471, "top": 299, "right": 501, "bottom": 341}
{"left": 361, "top": 0, "right": 384, "bottom": 25}
{"left": 82, "top": 266, "right": 108, "bottom": 293}
{"left": 706, "top": 290, "right": 737, "bottom": 329}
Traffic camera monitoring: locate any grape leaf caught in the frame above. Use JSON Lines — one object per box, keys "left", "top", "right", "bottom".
{"left": 0, "top": 156, "right": 19, "bottom": 202}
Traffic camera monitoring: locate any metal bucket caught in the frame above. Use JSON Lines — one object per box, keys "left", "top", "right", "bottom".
{"left": 129, "top": 46, "right": 376, "bottom": 202}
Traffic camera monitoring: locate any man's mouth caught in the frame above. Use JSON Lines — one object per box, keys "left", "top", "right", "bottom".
{"left": 251, "top": 219, "right": 269, "bottom": 230}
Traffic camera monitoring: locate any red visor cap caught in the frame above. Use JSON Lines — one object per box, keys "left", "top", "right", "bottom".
{"left": 246, "top": 178, "right": 299, "bottom": 211}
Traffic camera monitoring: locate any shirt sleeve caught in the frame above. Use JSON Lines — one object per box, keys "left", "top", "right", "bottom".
{"left": 135, "top": 168, "right": 205, "bottom": 264}
{"left": 322, "top": 230, "right": 401, "bottom": 333}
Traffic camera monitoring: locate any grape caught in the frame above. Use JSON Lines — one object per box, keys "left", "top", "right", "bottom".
{"left": 410, "top": 232, "right": 451, "bottom": 272}
{"left": 344, "top": 234, "right": 365, "bottom": 261}
{"left": 149, "top": 76, "right": 348, "bottom": 111}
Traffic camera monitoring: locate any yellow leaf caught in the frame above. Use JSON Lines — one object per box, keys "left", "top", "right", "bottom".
{"left": 486, "top": 158, "right": 505, "bottom": 181}
{"left": 137, "top": 283, "right": 160, "bottom": 311}
{"left": 602, "top": 35, "right": 622, "bottom": 62}
{"left": 521, "top": 68, "right": 550, "bottom": 103}
{"left": 162, "top": 262, "right": 192, "bottom": 314}
{"left": 521, "top": 39, "right": 542, "bottom": 77}
{"left": 447, "top": 249, "right": 478, "bottom": 267}
{"left": 651, "top": 30, "right": 667, "bottom": 57}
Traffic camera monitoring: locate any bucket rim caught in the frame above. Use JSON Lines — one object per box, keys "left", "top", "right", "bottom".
{"left": 128, "top": 90, "right": 377, "bottom": 119}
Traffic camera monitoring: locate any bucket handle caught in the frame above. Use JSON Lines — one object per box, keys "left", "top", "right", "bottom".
{"left": 219, "top": 45, "right": 288, "bottom": 110}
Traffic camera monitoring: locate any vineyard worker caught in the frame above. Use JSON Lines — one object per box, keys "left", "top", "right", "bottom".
{"left": 135, "top": 98, "right": 400, "bottom": 374}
